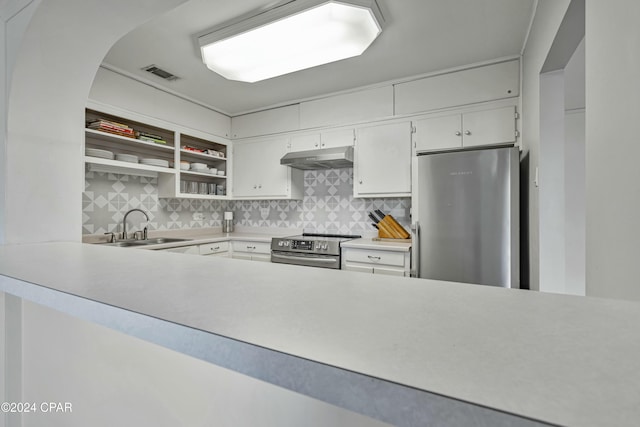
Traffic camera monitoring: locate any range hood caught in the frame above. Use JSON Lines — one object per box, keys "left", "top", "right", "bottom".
{"left": 280, "top": 146, "right": 354, "bottom": 170}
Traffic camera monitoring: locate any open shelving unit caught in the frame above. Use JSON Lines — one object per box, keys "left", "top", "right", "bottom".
{"left": 84, "top": 108, "right": 230, "bottom": 199}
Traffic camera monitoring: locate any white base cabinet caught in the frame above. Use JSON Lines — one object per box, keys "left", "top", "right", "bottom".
{"left": 231, "top": 240, "right": 272, "bottom": 262}
{"left": 342, "top": 247, "right": 411, "bottom": 277}
{"left": 199, "top": 241, "right": 230, "bottom": 257}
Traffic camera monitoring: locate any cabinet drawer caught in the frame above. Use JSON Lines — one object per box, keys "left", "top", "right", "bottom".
{"left": 343, "top": 248, "right": 406, "bottom": 267}
{"left": 232, "top": 240, "right": 271, "bottom": 254}
{"left": 199, "top": 241, "right": 230, "bottom": 255}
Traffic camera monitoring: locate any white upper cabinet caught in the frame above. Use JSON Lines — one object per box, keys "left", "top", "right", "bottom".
{"left": 355, "top": 122, "right": 412, "bottom": 198}
{"left": 289, "top": 128, "right": 355, "bottom": 152}
{"left": 290, "top": 134, "right": 321, "bottom": 151}
{"left": 321, "top": 128, "right": 355, "bottom": 148}
{"left": 460, "top": 106, "right": 517, "bottom": 148}
{"left": 232, "top": 137, "right": 303, "bottom": 199}
{"left": 394, "top": 60, "right": 519, "bottom": 116}
{"left": 412, "top": 114, "right": 463, "bottom": 152}
{"left": 413, "top": 106, "right": 517, "bottom": 153}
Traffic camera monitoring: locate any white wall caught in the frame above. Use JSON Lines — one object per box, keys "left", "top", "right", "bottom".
{"left": 3, "top": 0, "right": 188, "bottom": 244}
{"left": 521, "top": 0, "right": 571, "bottom": 290}
{"left": 585, "top": 0, "right": 640, "bottom": 300}
{"left": 90, "top": 67, "right": 231, "bottom": 139}
{"left": 539, "top": 70, "right": 566, "bottom": 293}
{"left": 538, "top": 37, "right": 585, "bottom": 297}
{"left": 563, "top": 38, "right": 585, "bottom": 296}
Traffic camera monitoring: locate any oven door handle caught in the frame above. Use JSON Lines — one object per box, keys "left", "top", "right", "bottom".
{"left": 271, "top": 253, "right": 337, "bottom": 263}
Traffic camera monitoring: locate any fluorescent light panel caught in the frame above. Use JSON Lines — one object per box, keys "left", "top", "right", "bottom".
{"left": 198, "top": 0, "right": 383, "bottom": 83}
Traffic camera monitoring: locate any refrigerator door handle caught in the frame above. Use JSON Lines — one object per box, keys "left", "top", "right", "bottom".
{"left": 410, "top": 222, "right": 419, "bottom": 278}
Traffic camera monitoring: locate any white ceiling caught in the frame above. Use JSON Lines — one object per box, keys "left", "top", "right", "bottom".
{"left": 102, "top": 0, "right": 535, "bottom": 117}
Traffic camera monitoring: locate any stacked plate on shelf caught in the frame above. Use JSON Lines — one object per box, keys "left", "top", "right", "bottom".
{"left": 141, "top": 158, "right": 170, "bottom": 168}
{"left": 85, "top": 148, "right": 114, "bottom": 160}
{"left": 115, "top": 153, "right": 138, "bottom": 163}
{"left": 190, "top": 162, "right": 208, "bottom": 172}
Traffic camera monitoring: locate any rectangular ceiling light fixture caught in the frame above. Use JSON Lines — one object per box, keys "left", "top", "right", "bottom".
{"left": 197, "top": 0, "right": 383, "bottom": 83}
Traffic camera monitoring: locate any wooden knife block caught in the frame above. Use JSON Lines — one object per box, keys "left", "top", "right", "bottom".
{"left": 377, "top": 215, "right": 410, "bottom": 239}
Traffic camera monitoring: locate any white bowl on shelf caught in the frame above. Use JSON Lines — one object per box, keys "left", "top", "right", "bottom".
{"left": 209, "top": 168, "right": 218, "bottom": 175}
{"left": 190, "top": 162, "right": 208, "bottom": 171}
{"left": 180, "top": 162, "right": 190, "bottom": 170}
{"left": 217, "top": 170, "right": 225, "bottom": 176}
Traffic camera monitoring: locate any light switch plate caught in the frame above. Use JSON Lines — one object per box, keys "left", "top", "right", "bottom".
{"left": 193, "top": 212, "right": 204, "bottom": 221}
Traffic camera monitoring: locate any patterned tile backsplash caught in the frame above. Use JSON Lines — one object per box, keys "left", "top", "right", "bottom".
{"left": 83, "top": 168, "right": 411, "bottom": 236}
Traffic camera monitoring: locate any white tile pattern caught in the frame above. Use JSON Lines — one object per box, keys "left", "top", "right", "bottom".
{"left": 83, "top": 169, "right": 410, "bottom": 235}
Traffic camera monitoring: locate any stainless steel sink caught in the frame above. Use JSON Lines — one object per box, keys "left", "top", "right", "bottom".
{"left": 101, "top": 237, "right": 191, "bottom": 247}
{"left": 141, "top": 237, "right": 191, "bottom": 245}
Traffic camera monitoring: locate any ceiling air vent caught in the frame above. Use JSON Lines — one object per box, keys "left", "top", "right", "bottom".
{"left": 142, "top": 64, "right": 179, "bottom": 81}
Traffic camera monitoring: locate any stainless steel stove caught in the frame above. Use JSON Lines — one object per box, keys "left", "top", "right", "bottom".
{"left": 271, "top": 233, "right": 361, "bottom": 269}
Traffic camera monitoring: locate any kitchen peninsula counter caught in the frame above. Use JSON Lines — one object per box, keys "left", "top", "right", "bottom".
{"left": 1, "top": 242, "right": 639, "bottom": 426}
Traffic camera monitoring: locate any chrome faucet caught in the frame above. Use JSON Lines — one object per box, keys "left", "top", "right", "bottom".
{"left": 122, "top": 208, "right": 149, "bottom": 240}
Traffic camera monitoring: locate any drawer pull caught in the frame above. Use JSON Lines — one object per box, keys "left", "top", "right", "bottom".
{"left": 367, "top": 255, "right": 381, "bottom": 261}
{"left": 247, "top": 245, "right": 256, "bottom": 250}
{"left": 214, "top": 246, "right": 220, "bottom": 250}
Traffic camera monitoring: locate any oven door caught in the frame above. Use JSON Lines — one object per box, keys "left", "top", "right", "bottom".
{"left": 271, "top": 251, "right": 341, "bottom": 269}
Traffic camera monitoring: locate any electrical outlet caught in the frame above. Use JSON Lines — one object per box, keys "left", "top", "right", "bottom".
{"left": 193, "top": 212, "right": 204, "bottom": 221}
{"left": 260, "top": 208, "right": 269, "bottom": 216}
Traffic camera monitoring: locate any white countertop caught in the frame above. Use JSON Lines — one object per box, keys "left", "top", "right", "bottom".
{"left": 82, "top": 227, "right": 295, "bottom": 250}
{"left": 1, "top": 242, "right": 640, "bottom": 426}
{"left": 340, "top": 237, "right": 411, "bottom": 252}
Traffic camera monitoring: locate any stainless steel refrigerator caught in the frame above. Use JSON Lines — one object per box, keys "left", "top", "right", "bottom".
{"left": 411, "top": 146, "right": 519, "bottom": 288}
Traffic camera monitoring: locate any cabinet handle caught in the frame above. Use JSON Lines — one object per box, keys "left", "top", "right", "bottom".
{"left": 455, "top": 131, "right": 461, "bottom": 136}
{"left": 247, "top": 245, "right": 256, "bottom": 250}
{"left": 359, "top": 180, "right": 363, "bottom": 184}
{"left": 367, "top": 255, "right": 381, "bottom": 261}
{"left": 464, "top": 130, "right": 471, "bottom": 136}
{"left": 253, "top": 185, "right": 257, "bottom": 189}
{"left": 214, "top": 246, "right": 220, "bottom": 250}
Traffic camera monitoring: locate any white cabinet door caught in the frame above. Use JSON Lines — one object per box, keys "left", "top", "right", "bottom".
{"left": 413, "top": 106, "right": 517, "bottom": 153}
{"left": 259, "top": 137, "right": 292, "bottom": 197}
{"left": 233, "top": 137, "right": 299, "bottom": 199}
{"left": 413, "top": 114, "right": 462, "bottom": 152}
{"left": 344, "top": 264, "right": 374, "bottom": 274}
{"left": 232, "top": 141, "right": 261, "bottom": 197}
{"left": 461, "top": 106, "right": 516, "bottom": 148}
{"left": 290, "top": 134, "right": 321, "bottom": 151}
{"left": 355, "top": 122, "right": 412, "bottom": 197}
{"left": 373, "top": 267, "right": 406, "bottom": 276}
{"left": 320, "top": 128, "right": 354, "bottom": 148}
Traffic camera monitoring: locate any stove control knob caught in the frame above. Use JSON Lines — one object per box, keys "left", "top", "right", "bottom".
{"left": 278, "top": 241, "right": 284, "bottom": 247}
{"left": 322, "top": 243, "right": 328, "bottom": 250}
{"left": 285, "top": 241, "right": 290, "bottom": 247}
